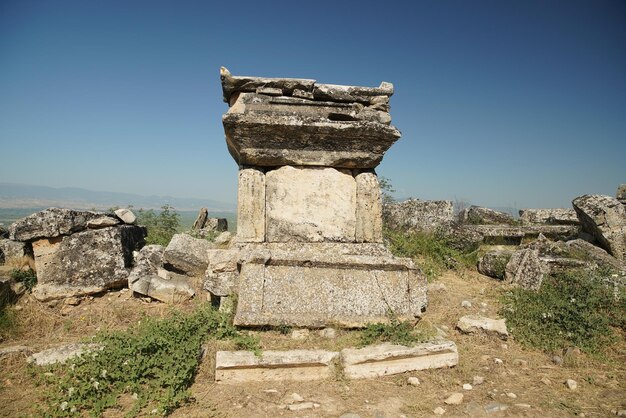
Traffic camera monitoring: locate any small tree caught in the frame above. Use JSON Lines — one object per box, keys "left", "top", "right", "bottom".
{"left": 379, "top": 176, "right": 396, "bottom": 205}
{"left": 136, "top": 205, "right": 180, "bottom": 246}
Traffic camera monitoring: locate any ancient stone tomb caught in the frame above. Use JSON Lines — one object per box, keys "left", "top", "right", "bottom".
{"left": 210, "top": 68, "right": 427, "bottom": 327}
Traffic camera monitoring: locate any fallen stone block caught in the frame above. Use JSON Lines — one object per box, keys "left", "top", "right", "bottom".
{"left": 0, "top": 239, "right": 32, "bottom": 265}
{"left": 114, "top": 208, "right": 136, "bottom": 225}
{"left": 127, "top": 245, "right": 164, "bottom": 286}
{"left": 573, "top": 194, "right": 626, "bottom": 261}
{"left": 131, "top": 275, "right": 195, "bottom": 303}
{"left": 519, "top": 208, "right": 579, "bottom": 225}
{"left": 163, "top": 233, "right": 214, "bottom": 276}
{"left": 341, "top": 341, "right": 458, "bottom": 379}
{"left": 477, "top": 250, "right": 514, "bottom": 280}
{"left": 27, "top": 343, "right": 102, "bottom": 366}
{"left": 457, "top": 315, "right": 508, "bottom": 339}
{"left": 459, "top": 206, "right": 515, "bottom": 225}
{"left": 383, "top": 199, "right": 454, "bottom": 234}
{"left": 9, "top": 208, "right": 105, "bottom": 241}
{"left": 505, "top": 248, "right": 546, "bottom": 290}
{"left": 215, "top": 349, "right": 339, "bottom": 383}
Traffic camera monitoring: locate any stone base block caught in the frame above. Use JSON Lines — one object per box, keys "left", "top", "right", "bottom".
{"left": 233, "top": 243, "right": 427, "bottom": 328}
{"left": 215, "top": 350, "right": 339, "bottom": 383}
{"left": 341, "top": 341, "right": 458, "bottom": 379}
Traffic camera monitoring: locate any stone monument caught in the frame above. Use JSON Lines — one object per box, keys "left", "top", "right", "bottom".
{"left": 205, "top": 68, "right": 427, "bottom": 327}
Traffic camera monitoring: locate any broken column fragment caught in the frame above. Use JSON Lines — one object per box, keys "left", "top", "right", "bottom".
{"left": 214, "top": 68, "right": 425, "bottom": 328}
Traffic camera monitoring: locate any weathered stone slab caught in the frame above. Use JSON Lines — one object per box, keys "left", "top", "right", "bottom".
{"left": 478, "top": 250, "right": 514, "bottom": 280}
{"left": 203, "top": 248, "right": 240, "bottom": 296}
{"left": 220, "top": 66, "right": 315, "bottom": 103}
{"left": 114, "top": 208, "right": 136, "bottom": 225}
{"left": 355, "top": 171, "right": 383, "bottom": 243}
{"left": 313, "top": 82, "right": 394, "bottom": 104}
{"left": 27, "top": 343, "right": 102, "bottom": 366}
{"left": 223, "top": 92, "right": 401, "bottom": 168}
{"left": 565, "top": 239, "right": 626, "bottom": 273}
{"left": 265, "top": 166, "right": 356, "bottom": 243}
{"left": 457, "top": 316, "right": 508, "bottom": 339}
{"left": 519, "top": 208, "right": 579, "bottom": 225}
{"left": 9, "top": 208, "right": 104, "bottom": 241}
{"left": 215, "top": 349, "right": 339, "bottom": 383}
{"left": 31, "top": 226, "right": 145, "bottom": 301}
{"left": 87, "top": 216, "right": 120, "bottom": 229}
{"left": 127, "top": 245, "right": 164, "bottom": 286}
{"left": 163, "top": 233, "right": 214, "bottom": 276}
{"left": 0, "top": 239, "right": 32, "bottom": 265}
{"left": 237, "top": 168, "right": 265, "bottom": 243}
{"left": 458, "top": 206, "right": 514, "bottom": 225}
{"left": 465, "top": 224, "right": 579, "bottom": 245}
{"left": 573, "top": 194, "right": 626, "bottom": 261}
{"left": 341, "top": 341, "right": 458, "bottom": 379}
{"left": 505, "top": 248, "right": 546, "bottom": 290}
{"left": 233, "top": 243, "right": 426, "bottom": 327}
{"left": 131, "top": 274, "right": 195, "bottom": 303}
{"left": 383, "top": 199, "right": 454, "bottom": 233}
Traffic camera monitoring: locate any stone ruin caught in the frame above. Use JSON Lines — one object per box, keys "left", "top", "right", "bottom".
{"left": 205, "top": 68, "right": 427, "bottom": 327}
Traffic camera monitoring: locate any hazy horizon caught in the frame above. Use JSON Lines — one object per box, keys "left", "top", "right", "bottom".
{"left": 1, "top": 0, "right": 624, "bottom": 208}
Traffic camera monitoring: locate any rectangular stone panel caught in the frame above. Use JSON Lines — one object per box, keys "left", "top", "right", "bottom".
{"left": 355, "top": 171, "right": 383, "bottom": 243}
{"left": 341, "top": 341, "right": 459, "bottom": 379}
{"left": 215, "top": 349, "right": 339, "bottom": 383}
{"left": 237, "top": 168, "right": 265, "bottom": 242}
{"left": 233, "top": 244, "right": 426, "bottom": 328}
{"left": 265, "top": 166, "right": 356, "bottom": 243}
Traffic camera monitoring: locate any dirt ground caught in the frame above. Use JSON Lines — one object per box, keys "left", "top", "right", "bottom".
{"left": 1, "top": 269, "right": 625, "bottom": 417}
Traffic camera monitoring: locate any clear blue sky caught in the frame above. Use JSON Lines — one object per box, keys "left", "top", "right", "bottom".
{"left": 1, "top": 0, "right": 624, "bottom": 209}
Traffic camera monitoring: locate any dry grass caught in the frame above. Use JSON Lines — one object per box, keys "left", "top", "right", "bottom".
{"left": 1, "top": 271, "right": 625, "bottom": 417}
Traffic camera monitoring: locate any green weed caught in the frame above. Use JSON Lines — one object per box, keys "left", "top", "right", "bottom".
{"left": 40, "top": 303, "right": 259, "bottom": 417}
{"left": 10, "top": 267, "right": 37, "bottom": 292}
{"left": 360, "top": 314, "right": 434, "bottom": 347}
{"left": 135, "top": 205, "right": 181, "bottom": 246}
{"left": 500, "top": 270, "right": 626, "bottom": 355}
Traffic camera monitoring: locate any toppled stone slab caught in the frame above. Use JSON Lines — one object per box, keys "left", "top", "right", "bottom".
{"left": 457, "top": 315, "right": 508, "bottom": 339}
{"left": 131, "top": 275, "right": 195, "bottom": 303}
{"left": 519, "top": 208, "right": 579, "bottom": 225}
{"left": 9, "top": 208, "right": 104, "bottom": 241}
{"left": 114, "top": 208, "right": 136, "bottom": 225}
{"left": 191, "top": 208, "right": 228, "bottom": 232}
{"left": 203, "top": 248, "right": 239, "bottom": 296}
{"left": 233, "top": 243, "right": 426, "bottom": 328}
{"left": 463, "top": 224, "right": 579, "bottom": 245}
{"left": 459, "top": 206, "right": 514, "bottom": 225}
{"left": 565, "top": 239, "right": 626, "bottom": 273}
{"left": 383, "top": 199, "right": 454, "bottom": 233}
{"left": 477, "top": 250, "right": 514, "bottom": 280}
{"left": 27, "top": 343, "right": 102, "bottom": 366}
{"left": 0, "top": 239, "right": 32, "bottom": 265}
{"left": 341, "top": 341, "right": 458, "bottom": 379}
{"left": 505, "top": 248, "right": 546, "bottom": 290}
{"left": 215, "top": 349, "right": 339, "bottom": 383}
{"left": 127, "top": 245, "right": 164, "bottom": 286}
{"left": 163, "top": 233, "right": 214, "bottom": 276}
{"left": 573, "top": 194, "right": 626, "bottom": 261}
{"left": 31, "top": 225, "right": 145, "bottom": 301}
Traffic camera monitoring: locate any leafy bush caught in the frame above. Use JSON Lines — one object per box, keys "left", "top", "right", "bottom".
{"left": 10, "top": 267, "right": 37, "bottom": 292}
{"left": 136, "top": 205, "right": 181, "bottom": 246}
{"left": 500, "top": 270, "right": 626, "bottom": 354}
{"left": 40, "top": 303, "right": 259, "bottom": 417}
{"left": 384, "top": 228, "right": 478, "bottom": 280}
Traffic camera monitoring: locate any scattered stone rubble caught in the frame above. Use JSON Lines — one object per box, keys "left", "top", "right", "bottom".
{"left": 4, "top": 208, "right": 145, "bottom": 301}
{"left": 191, "top": 207, "right": 227, "bottom": 237}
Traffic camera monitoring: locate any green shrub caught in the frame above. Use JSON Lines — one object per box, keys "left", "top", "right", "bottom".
{"left": 500, "top": 270, "right": 626, "bottom": 354}
{"left": 10, "top": 268, "right": 37, "bottom": 292}
{"left": 40, "top": 303, "right": 259, "bottom": 417}
{"left": 384, "top": 228, "right": 478, "bottom": 280}
{"left": 136, "top": 205, "right": 181, "bottom": 246}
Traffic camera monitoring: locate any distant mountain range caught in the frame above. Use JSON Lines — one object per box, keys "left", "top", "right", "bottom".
{"left": 0, "top": 183, "right": 235, "bottom": 212}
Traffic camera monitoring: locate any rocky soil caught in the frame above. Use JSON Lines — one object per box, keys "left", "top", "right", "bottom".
{"left": 1, "top": 268, "right": 624, "bottom": 417}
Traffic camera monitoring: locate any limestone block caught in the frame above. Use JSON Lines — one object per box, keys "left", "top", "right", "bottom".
{"left": 383, "top": 199, "right": 454, "bottom": 233}
{"left": 341, "top": 341, "right": 458, "bottom": 379}
{"left": 9, "top": 208, "right": 105, "bottom": 241}
{"left": 131, "top": 275, "right": 195, "bottom": 303}
{"left": 478, "top": 250, "right": 514, "bottom": 280}
{"left": 573, "top": 194, "right": 626, "bottom": 261}
{"left": 0, "top": 239, "right": 32, "bottom": 265}
{"left": 457, "top": 315, "right": 509, "bottom": 339}
{"left": 127, "top": 245, "right": 164, "bottom": 286}
{"left": 163, "top": 233, "right": 214, "bottom": 276}
{"left": 215, "top": 349, "right": 339, "bottom": 383}
{"left": 31, "top": 226, "right": 145, "bottom": 301}
{"left": 265, "top": 166, "right": 356, "bottom": 243}
{"left": 505, "top": 249, "right": 546, "bottom": 290}
{"left": 203, "top": 248, "right": 240, "bottom": 296}
{"left": 237, "top": 168, "right": 265, "bottom": 243}
{"left": 233, "top": 243, "right": 427, "bottom": 327}
{"left": 114, "top": 208, "right": 136, "bottom": 225}
{"left": 459, "top": 206, "right": 515, "bottom": 225}
{"left": 355, "top": 171, "right": 383, "bottom": 243}
{"left": 519, "top": 208, "right": 579, "bottom": 225}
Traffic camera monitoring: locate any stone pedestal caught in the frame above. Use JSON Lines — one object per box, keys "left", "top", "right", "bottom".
{"left": 209, "top": 68, "right": 427, "bottom": 327}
